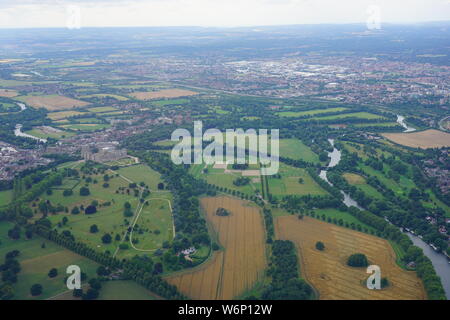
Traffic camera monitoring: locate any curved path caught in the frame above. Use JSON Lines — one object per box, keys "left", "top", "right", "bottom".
{"left": 129, "top": 197, "right": 174, "bottom": 252}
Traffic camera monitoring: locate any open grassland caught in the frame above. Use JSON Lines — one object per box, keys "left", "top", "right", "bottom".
{"left": 81, "top": 94, "right": 128, "bottom": 101}
{"left": 276, "top": 107, "right": 348, "bottom": 117}
{"left": 0, "top": 189, "right": 13, "bottom": 206}
{"left": 97, "top": 281, "right": 158, "bottom": 300}
{"left": 117, "top": 164, "right": 162, "bottom": 191}
{"left": 15, "top": 94, "right": 89, "bottom": 111}
{"left": 131, "top": 198, "right": 174, "bottom": 251}
{"left": 382, "top": 130, "right": 450, "bottom": 149}
{"left": 279, "top": 138, "right": 320, "bottom": 163}
{"left": 310, "top": 112, "right": 385, "bottom": 121}
{"left": 166, "top": 196, "right": 266, "bottom": 299}
{"left": 87, "top": 106, "right": 119, "bottom": 113}
{"left": 0, "top": 88, "right": 18, "bottom": 97}
{"left": 343, "top": 173, "right": 365, "bottom": 184}
{"left": 354, "top": 122, "right": 400, "bottom": 128}
{"left": 268, "top": 163, "right": 327, "bottom": 197}
{"left": 59, "top": 123, "right": 110, "bottom": 132}
{"left": 275, "top": 216, "right": 426, "bottom": 300}
{"left": 205, "top": 169, "right": 261, "bottom": 197}
{"left": 47, "top": 110, "right": 86, "bottom": 120}
{"left": 0, "top": 222, "right": 99, "bottom": 300}
{"left": 43, "top": 174, "right": 140, "bottom": 254}
{"left": 25, "top": 127, "right": 75, "bottom": 140}
{"left": 130, "top": 89, "right": 198, "bottom": 100}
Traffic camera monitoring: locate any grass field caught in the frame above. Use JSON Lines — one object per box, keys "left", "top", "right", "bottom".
{"left": 131, "top": 198, "right": 174, "bottom": 251}
{"left": 0, "top": 189, "right": 13, "bottom": 206}
{"left": 48, "top": 111, "right": 86, "bottom": 121}
{"left": 81, "top": 94, "right": 128, "bottom": 101}
{"left": 166, "top": 196, "right": 266, "bottom": 299}
{"left": 310, "top": 112, "right": 385, "bottom": 121}
{"left": 130, "top": 89, "right": 197, "bottom": 100}
{"left": 15, "top": 94, "right": 89, "bottom": 111}
{"left": 382, "top": 130, "right": 450, "bottom": 149}
{"left": 275, "top": 216, "right": 426, "bottom": 300}
{"left": 59, "top": 123, "right": 110, "bottom": 131}
{"left": 151, "top": 98, "right": 190, "bottom": 106}
{"left": 0, "top": 221, "right": 99, "bottom": 300}
{"left": 117, "top": 164, "right": 162, "bottom": 191}
{"left": 0, "top": 88, "right": 18, "bottom": 97}
{"left": 25, "top": 127, "right": 75, "bottom": 140}
{"left": 87, "top": 106, "right": 119, "bottom": 113}
{"left": 268, "top": 163, "right": 327, "bottom": 197}
{"left": 276, "top": 107, "right": 348, "bottom": 118}
{"left": 279, "top": 138, "right": 320, "bottom": 163}
{"left": 97, "top": 281, "right": 158, "bottom": 300}
{"left": 40, "top": 164, "right": 172, "bottom": 257}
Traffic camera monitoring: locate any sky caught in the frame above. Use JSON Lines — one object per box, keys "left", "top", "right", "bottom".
{"left": 0, "top": 0, "right": 449, "bottom": 28}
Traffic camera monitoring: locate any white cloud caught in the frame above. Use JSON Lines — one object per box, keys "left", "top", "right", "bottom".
{"left": 0, "top": 0, "right": 448, "bottom": 28}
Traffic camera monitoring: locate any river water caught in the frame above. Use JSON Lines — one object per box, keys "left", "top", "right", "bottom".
{"left": 397, "top": 115, "right": 416, "bottom": 133}
{"left": 13, "top": 103, "right": 47, "bottom": 143}
{"left": 319, "top": 138, "right": 450, "bottom": 298}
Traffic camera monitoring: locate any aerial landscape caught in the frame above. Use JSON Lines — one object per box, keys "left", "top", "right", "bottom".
{"left": 0, "top": 0, "right": 449, "bottom": 308}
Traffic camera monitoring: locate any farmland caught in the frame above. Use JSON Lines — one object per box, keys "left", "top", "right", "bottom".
{"left": 130, "top": 89, "right": 198, "bottom": 100}
{"left": 166, "top": 196, "right": 266, "bottom": 299}
{"left": 47, "top": 111, "right": 86, "bottom": 120}
{"left": 382, "top": 130, "right": 450, "bottom": 149}
{"left": 0, "top": 89, "right": 18, "bottom": 97}
{"left": 279, "top": 138, "right": 320, "bottom": 163}
{"left": 275, "top": 216, "right": 426, "bottom": 300}
{"left": 309, "top": 112, "right": 385, "bottom": 121}
{"left": 15, "top": 94, "right": 90, "bottom": 111}
{"left": 268, "top": 163, "right": 327, "bottom": 197}
{"left": 276, "top": 107, "right": 348, "bottom": 117}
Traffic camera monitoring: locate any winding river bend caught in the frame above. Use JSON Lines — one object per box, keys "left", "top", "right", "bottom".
{"left": 13, "top": 103, "right": 47, "bottom": 143}
{"left": 397, "top": 115, "right": 416, "bottom": 133}
{"left": 319, "top": 138, "right": 450, "bottom": 298}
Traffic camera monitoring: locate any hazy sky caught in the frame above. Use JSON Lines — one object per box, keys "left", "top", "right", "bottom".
{"left": 0, "top": 0, "right": 449, "bottom": 28}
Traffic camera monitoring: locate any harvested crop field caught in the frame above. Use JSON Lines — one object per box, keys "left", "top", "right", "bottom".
{"left": 382, "top": 130, "right": 450, "bottom": 149}
{"left": 130, "top": 89, "right": 198, "bottom": 100}
{"left": 343, "top": 173, "right": 365, "bottom": 185}
{"left": 275, "top": 216, "right": 426, "bottom": 300}
{"left": 0, "top": 88, "right": 18, "bottom": 97}
{"left": 17, "top": 94, "right": 89, "bottom": 110}
{"left": 166, "top": 196, "right": 266, "bottom": 299}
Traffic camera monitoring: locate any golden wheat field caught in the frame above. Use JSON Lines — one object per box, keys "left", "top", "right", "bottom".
{"left": 382, "top": 129, "right": 450, "bottom": 149}
{"left": 275, "top": 216, "right": 426, "bottom": 300}
{"left": 130, "top": 89, "right": 198, "bottom": 100}
{"left": 19, "top": 95, "right": 89, "bottom": 110}
{"left": 166, "top": 196, "right": 266, "bottom": 299}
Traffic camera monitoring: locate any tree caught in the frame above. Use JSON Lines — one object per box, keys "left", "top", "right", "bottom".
{"left": 79, "top": 187, "right": 90, "bottom": 196}
{"left": 101, "top": 233, "right": 112, "bottom": 244}
{"left": 73, "top": 288, "right": 83, "bottom": 298}
{"left": 347, "top": 253, "right": 368, "bottom": 267}
{"left": 82, "top": 288, "right": 99, "bottom": 300}
{"left": 315, "top": 241, "right": 325, "bottom": 251}
{"left": 88, "top": 278, "right": 102, "bottom": 291}
{"left": 96, "top": 266, "right": 110, "bottom": 277}
{"left": 84, "top": 205, "right": 97, "bottom": 215}
{"left": 157, "top": 182, "right": 164, "bottom": 190}
{"left": 71, "top": 206, "right": 80, "bottom": 215}
{"left": 48, "top": 268, "right": 58, "bottom": 278}
{"left": 63, "top": 189, "right": 73, "bottom": 197}
{"left": 90, "top": 225, "right": 99, "bottom": 233}
{"left": 30, "top": 284, "right": 43, "bottom": 296}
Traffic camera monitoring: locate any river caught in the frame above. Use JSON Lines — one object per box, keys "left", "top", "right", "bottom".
{"left": 319, "top": 138, "right": 450, "bottom": 298}
{"left": 397, "top": 115, "right": 416, "bottom": 133}
{"left": 13, "top": 103, "right": 47, "bottom": 143}
{"left": 319, "top": 139, "right": 364, "bottom": 209}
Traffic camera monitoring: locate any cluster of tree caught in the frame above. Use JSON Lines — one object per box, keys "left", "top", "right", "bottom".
{"left": 261, "top": 240, "right": 313, "bottom": 300}
{"left": 33, "top": 224, "right": 185, "bottom": 300}
{"left": 347, "top": 253, "right": 369, "bottom": 267}
{"left": 215, "top": 208, "right": 230, "bottom": 216}
{"left": 0, "top": 250, "right": 21, "bottom": 300}
{"left": 233, "top": 176, "right": 250, "bottom": 186}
